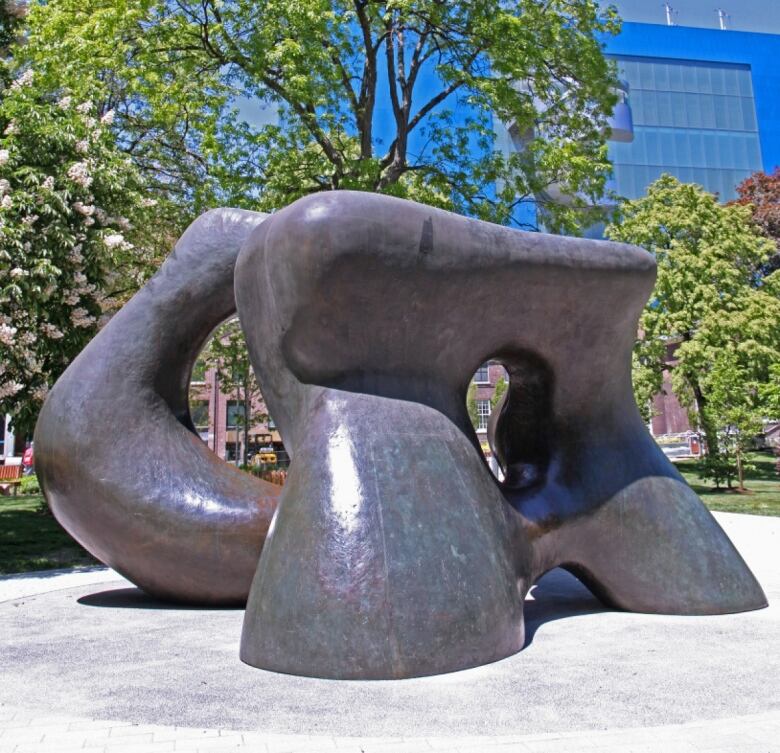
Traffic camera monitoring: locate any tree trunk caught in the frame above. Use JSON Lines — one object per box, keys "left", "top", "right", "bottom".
{"left": 234, "top": 383, "right": 241, "bottom": 468}
{"left": 243, "top": 376, "right": 250, "bottom": 468}
{"left": 692, "top": 380, "right": 719, "bottom": 458}
{"left": 736, "top": 448, "right": 745, "bottom": 491}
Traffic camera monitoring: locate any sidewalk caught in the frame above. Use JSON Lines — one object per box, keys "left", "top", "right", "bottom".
{"left": 1, "top": 705, "right": 778, "bottom": 752}
{"left": 1, "top": 512, "right": 778, "bottom": 753}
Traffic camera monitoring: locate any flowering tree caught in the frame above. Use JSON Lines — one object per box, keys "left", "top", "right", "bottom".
{"left": 0, "top": 71, "right": 162, "bottom": 436}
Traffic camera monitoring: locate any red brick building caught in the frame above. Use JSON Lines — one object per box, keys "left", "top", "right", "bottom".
{"left": 189, "top": 366, "right": 288, "bottom": 466}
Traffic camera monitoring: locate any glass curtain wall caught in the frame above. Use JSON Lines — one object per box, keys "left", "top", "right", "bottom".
{"left": 609, "top": 56, "right": 762, "bottom": 201}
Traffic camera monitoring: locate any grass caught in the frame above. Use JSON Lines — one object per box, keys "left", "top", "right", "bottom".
{"left": 676, "top": 450, "right": 780, "bottom": 517}
{"left": 0, "top": 493, "right": 97, "bottom": 575}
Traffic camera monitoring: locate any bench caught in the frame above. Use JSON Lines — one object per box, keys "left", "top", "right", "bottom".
{"left": 0, "top": 462, "right": 23, "bottom": 496}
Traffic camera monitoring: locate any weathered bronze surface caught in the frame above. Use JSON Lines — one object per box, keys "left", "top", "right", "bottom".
{"left": 36, "top": 191, "right": 767, "bottom": 678}
{"left": 236, "top": 192, "right": 767, "bottom": 678}
{"left": 35, "top": 209, "right": 280, "bottom": 605}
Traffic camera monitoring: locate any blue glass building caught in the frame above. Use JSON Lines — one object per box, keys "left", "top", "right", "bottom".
{"left": 602, "top": 17, "right": 780, "bottom": 202}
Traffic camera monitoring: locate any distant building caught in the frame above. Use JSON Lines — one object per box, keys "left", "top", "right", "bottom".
{"left": 605, "top": 22, "right": 780, "bottom": 203}
{"left": 189, "top": 366, "right": 289, "bottom": 466}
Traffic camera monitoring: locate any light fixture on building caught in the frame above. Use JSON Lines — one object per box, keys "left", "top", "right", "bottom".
{"left": 609, "top": 80, "right": 634, "bottom": 143}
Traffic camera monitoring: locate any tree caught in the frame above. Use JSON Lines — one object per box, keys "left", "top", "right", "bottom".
{"left": 21, "top": 0, "right": 621, "bottom": 233}
{"left": 491, "top": 375, "right": 508, "bottom": 409}
{"left": 0, "top": 2, "right": 25, "bottom": 80}
{"left": 466, "top": 381, "right": 479, "bottom": 430}
{"left": 760, "top": 363, "right": 780, "bottom": 418}
{"left": 733, "top": 168, "right": 780, "bottom": 276}
{"left": 201, "top": 318, "right": 266, "bottom": 468}
{"left": 606, "top": 175, "right": 780, "bottom": 487}
{"left": 0, "top": 69, "right": 168, "bottom": 436}
{"left": 706, "top": 356, "right": 764, "bottom": 490}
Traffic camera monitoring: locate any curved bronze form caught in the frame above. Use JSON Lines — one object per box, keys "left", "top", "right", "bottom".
{"left": 36, "top": 192, "right": 766, "bottom": 677}
{"left": 35, "top": 208, "right": 280, "bottom": 604}
{"left": 236, "top": 192, "right": 766, "bottom": 678}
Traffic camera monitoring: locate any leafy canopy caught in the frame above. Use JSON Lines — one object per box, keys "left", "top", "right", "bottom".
{"left": 607, "top": 175, "right": 780, "bottom": 487}
{"left": 21, "top": 0, "right": 621, "bottom": 231}
{"left": 732, "top": 167, "right": 780, "bottom": 276}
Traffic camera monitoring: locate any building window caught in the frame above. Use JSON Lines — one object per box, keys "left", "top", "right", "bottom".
{"left": 226, "top": 400, "right": 245, "bottom": 429}
{"left": 474, "top": 364, "right": 490, "bottom": 384}
{"left": 476, "top": 400, "right": 491, "bottom": 430}
{"left": 190, "top": 400, "right": 209, "bottom": 432}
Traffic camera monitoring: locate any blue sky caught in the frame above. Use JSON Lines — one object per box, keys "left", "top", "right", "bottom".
{"left": 603, "top": 0, "right": 780, "bottom": 34}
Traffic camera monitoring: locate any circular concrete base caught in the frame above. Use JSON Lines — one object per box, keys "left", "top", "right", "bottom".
{"left": 0, "top": 513, "right": 778, "bottom": 738}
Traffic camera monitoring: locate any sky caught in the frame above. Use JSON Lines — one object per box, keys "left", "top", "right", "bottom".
{"left": 602, "top": 0, "right": 780, "bottom": 34}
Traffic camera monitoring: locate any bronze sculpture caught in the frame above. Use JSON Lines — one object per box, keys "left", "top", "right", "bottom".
{"left": 35, "top": 192, "right": 767, "bottom": 679}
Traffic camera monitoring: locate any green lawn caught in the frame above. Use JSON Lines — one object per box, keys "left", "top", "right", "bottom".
{"left": 676, "top": 451, "right": 780, "bottom": 517}
{"left": 0, "top": 494, "right": 97, "bottom": 575}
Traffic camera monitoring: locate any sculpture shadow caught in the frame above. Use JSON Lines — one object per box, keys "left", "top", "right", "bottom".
{"left": 522, "top": 568, "right": 609, "bottom": 649}
{"left": 78, "top": 587, "right": 242, "bottom": 611}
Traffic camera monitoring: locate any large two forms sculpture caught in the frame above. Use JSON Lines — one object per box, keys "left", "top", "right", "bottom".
{"left": 36, "top": 192, "right": 767, "bottom": 679}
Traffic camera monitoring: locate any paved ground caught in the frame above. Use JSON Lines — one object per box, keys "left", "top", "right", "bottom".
{"left": 0, "top": 512, "right": 778, "bottom": 752}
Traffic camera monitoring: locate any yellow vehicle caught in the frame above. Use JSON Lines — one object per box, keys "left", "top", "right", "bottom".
{"left": 253, "top": 450, "right": 277, "bottom": 465}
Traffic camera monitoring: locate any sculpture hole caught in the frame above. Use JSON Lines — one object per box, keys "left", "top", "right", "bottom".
{"left": 187, "top": 321, "right": 288, "bottom": 483}
{"left": 471, "top": 353, "right": 554, "bottom": 491}
{"left": 466, "top": 361, "right": 507, "bottom": 480}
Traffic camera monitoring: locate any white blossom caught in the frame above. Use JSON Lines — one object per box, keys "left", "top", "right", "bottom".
{"left": 141, "top": 197, "right": 158, "bottom": 208}
{"left": 101, "top": 110, "right": 115, "bottom": 125}
{"left": 57, "top": 95, "right": 73, "bottom": 110}
{"left": 72, "top": 202, "right": 95, "bottom": 216}
{"left": 3, "top": 120, "right": 18, "bottom": 136}
{"left": 1, "top": 195, "right": 11, "bottom": 210}
{"left": 0, "top": 179, "right": 9, "bottom": 196}
{"left": 0, "top": 324, "right": 17, "bottom": 345}
{"left": 41, "top": 323, "right": 64, "bottom": 340}
{"left": 75, "top": 139, "right": 90, "bottom": 155}
{"left": 10, "top": 69, "right": 33, "bottom": 91}
{"left": 70, "top": 307, "right": 95, "bottom": 328}
{"left": 67, "top": 162, "right": 93, "bottom": 189}
{"left": 0, "top": 381, "right": 24, "bottom": 400}
{"left": 33, "top": 385, "right": 49, "bottom": 402}
{"left": 10, "top": 267, "right": 26, "bottom": 278}
{"left": 42, "top": 176, "right": 55, "bottom": 191}
{"left": 0, "top": 150, "right": 9, "bottom": 167}
{"left": 76, "top": 101, "right": 93, "bottom": 115}
{"left": 25, "top": 356, "right": 43, "bottom": 374}
{"left": 21, "top": 214, "right": 38, "bottom": 226}
{"left": 63, "top": 291, "right": 81, "bottom": 306}
{"left": 20, "top": 331, "right": 36, "bottom": 345}
{"left": 104, "top": 233, "right": 132, "bottom": 250}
